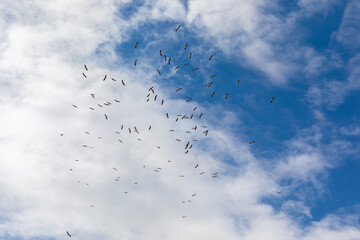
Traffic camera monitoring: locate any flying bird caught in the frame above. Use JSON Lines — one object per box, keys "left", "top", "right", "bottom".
{"left": 195, "top": 164, "right": 198, "bottom": 168}
{"left": 209, "top": 55, "right": 213, "bottom": 60}
{"left": 237, "top": 80, "right": 240, "bottom": 84}
{"left": 193, "top": 107, "right": 197, "bottom": 111}
{"left": 148, "top": 126, "right": 151, "bottom": 130}
{"left": 161, "top": 99, "right": 164, "bottom": 105}
{"left": 164, "top": 55, "right": 167, "bottom": 62}
{"left": 154, "top": 95, "right": 157, "bottom": 101}
{"left": 112, "top": 167, "right": 118, "bottom": 171}
{"left": 199, "top": 113, "right": 203, "bottom": 118}
{"left": 67, "top": 231, "right": 72, "bottom": 237}
{"left": 122, "top": 80, "right": 126, "bottom": 86}
{"left": 166, "top": 113, "right": 169, "bottom": 118}
{"left": 249, "top": 141, "right": 255, "bottom": 144}
{"left": 90, "top": 93, "right": 95, "bottom": 99}
{"left": 186, "top": 98, "right": 192, "bottom": 102}
{"left": 103, "top": 75, "right": 107, "bottom": 81}
{"left": 270, "top": 97, "right": 274, "bottom": 103}
{"left": 211, "top": 92, "right": 215, "bottom": 97}
{"left": 134, "top": 59, "right": 137, "bottom": 66}
{"left": 210, "top": 75, "right": 215, "bottom": 78}
{"left": 97, "top": 104, "right": 102, "bottom": 107}
{"left": 226, "top": 93, "right": 228, "bottom": 99}
{"left": 72, "top": 104, "right": 78, "bottom": 108}
{"left": 189, "top": 53, "right": 192, "bottom": 59}
{"left": 114, "top": 99, "right": 120, "bottom": 103}
{"left": 82, "top": 73, "right": 87, "bottom": 78}
{"left": 104, "top": 114, "right": 108, "bottom": 120}
{"left": 157, "top": 69, "right": 161, "bottom": 75}
{"left": 168, "top": 58, "right": 171, "bottom": 64}
{"left": 176, "top": 25, "right": 181, "bottom": 31}
{"left": 192, "top": 68, "right": 198, "bottom": 71}
{"left": 135, "top": 41, "right": 138, "bottom": 48}
{"left": 176, "top": 88, "right": 182, "bottom": 92}
{"left": 184, "top": 63, "right": 189, "bottom": 66}
{"left": 111, "top": 78, "right": 116, "bottom": 81}
{"left": 184, "top": 44, "right": 188, "bottom": 50}
{"left": 160, "top": 50, "right": 162, "bottom": 56}
{"left": 175, "top": 66, "right": 180, "bottom": 70}
{"left": 84, "top": 64, "right": 88, "bottom": 71}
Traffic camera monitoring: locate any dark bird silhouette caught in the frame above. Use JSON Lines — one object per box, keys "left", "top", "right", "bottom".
{"left": 84, "top": 65, "right": 88, "bottom": 71}
{"left": 149, "top": 126, "right": 151, "bottom": 130}
{"left": 135, "top": 42, "right": 138, "bottom": 48}
{"left": 237, "top": 80, "right": 240, "bottom": 84}
{"left": 175, "top": 66, "right": 180, "bottom": 70}
{"left": 72, "top": 104, "right": 78, "bottom": 108}
{"left": 186, "top": 98, "right": 192, "bottom": 102}
{"left": 103, "top": 75, "right": 107, "bottom": 81}
{"left": 134, "top": 59, "right": 137, "bottom": 66}
{"left": 199, "top": 113, "right": 203, "bottom": 118}
{"left": 210, "top": 75, "right": 215, "bottom": 78}
{"left": 90, "top": 93, "right": 95, "bottom": 99}
{"left": 166, "top": 113, "right": 169, "bottom": 118}
{"left": 111, "top": 78, "right": 116, "bottom": 81}
{"left": 164, "top": 55, "right": 167, "bottom": 62}
{"left": 270, "top": 97, "right": 274, "bottom": 103}
{"left": 192, "top": 68, "right": 198, "bottom": 71}
{"left": 176, "top": 88, "right": 182, "bottom": 92}
{"left": 249, "top": 141, "right": 255, "bottom": 144}
{"left": 193, "top": 107, "right": 197, "bottom": 111}
{"left": 168, "top": 58, "right": 171, "bottom": 64}
{"left": 82, "top": 73, "right": 87, "bottom": 78}
{"left": 122, "top": 80, "right": 126, "bottom": 86}
{"left": 114, "top": 99, "right": 120, "bottom": 103}
{"left": 184, "top": 63, "right": 189, "bottom": 66}
{"left": 176, "top": 25, "right": 181, "bottom": 31}
{"left": 211, "top": 92, "right": 215, "bottom": 97}
{"left": 97, "top": 104, "right": 102, "bottom": 107}
{"left": 209, "top": 55, "right": 213, "bottom": 60}
{"left": 104, "top": 114, "right": 108, "bottom": 120}
{"left": 67, "top": 231, "right": 72, "bottom": 237}
{"left": 189, "top": 53, "right": 192, "bottom": 59}
{"left": 161, "top": 99, "right": 164, "bottom": 105}
{"left": 226, "top": 93, "right": 228, "bottom": 99}
{"left": 195, "top": 164, "right": 198, "bottom": 168}
{"left": 184, "top": 44, "right": 188, "bottom": 50}
{"left": 157, "top": 69, "right": 161, "bottom": 75}
{"left": 160, "top": 50, "right": 162, "bottom": 56}
{"left": 154, "top": 95, "right": 157, "bottom": 101}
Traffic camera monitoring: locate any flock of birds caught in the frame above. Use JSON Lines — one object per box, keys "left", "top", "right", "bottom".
{"left": 64, "top": 24, "right": 275, "bottom": 237}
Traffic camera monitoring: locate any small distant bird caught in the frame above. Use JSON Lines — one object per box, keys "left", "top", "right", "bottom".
{"left": 157, "top": 146, "right": 160, "bottom": 149}
{"left": 210, "top": 75, "right": 215, "bottom": 78}
{"left": 211, "top": 92, "right": 215, "bottom": 97}
{"left": 88, "top": 107, "right": 94, "bottom": 110}
{"left": 168, "top": 58, "right": 171, "bottom": 64}
{"left": 60, "top": 134, "right": 63, "bottom": 136}
{"left": 166, "top": 113, "right": 169, "bottom": 118}
{"left": 82, "top": 73, "right": 87, "bottom": 78}
{"left": 104, "top": 114, "right": 108, "bottom": 120}
{"left": 148, "top": 126, "right": 151, "bottom": 130}
{"left": 84, "top": 65, "right": 88, "bottom": 71}
{"left": 192, "top": 194, "right": 196, "bottom": 197}
{"left": 72, "top": 104, "right": 78, "bottom": 108}
{"left": 164, "top": 55, "right": 167, "bottom": 62}
{"left": 176, "top": 88, "right": 182, "bottom": 92}
{"left": 103, "top": 75, "right": 107, "bottom": 81}
{"left": 157, "top": 69, "right": 161, "bottom": 75}
{"left": 175, "top": 66, "right": 180, "bottom": 70}
{"left": 121, "top": 80, "right": 126, "bottom": 86}
{"left": 225, "top": 93, "right": 228, "bottom": 99}
{"left": 169, "top": 129, "right": 174, "bottom": 132}
{"left": 209, "top": 55, "right": 213, "bottom": 60}
{"left": 189, "top": 53, "right": 192, "bottom": 59}
{"left": 249, "top": 141, "right": 255, "bottom": 144}
{"left": 160, "top": 50, "right": 162, "bottom": 56}
{"left": 111, "top": 78, "right": 116, "bottom": 81}
{"left": 199, "top": 113, "right": 203, "bottom": 118}
{"left": 184, "top": 63, "right": 189, "bottom": 66}
{"left": 176, "top": 139, "right": 181, "bottom": 142}
{"left": 134, "top": 59, "right": 137, "bottom": 66}
{"left": 270, "top": 97, "right": 274, "bottom": 103}
{"left": 90, "top": 93, "right": 95, "bottom": 99}
{"left": 176, "top": 25, "right": 181, "bottom": 31}
{"left": 67, "top": 231, "right": 72, "bottom": 237}
{"left": 128, "top": 128, "right": 131, "bottom": 133}
{"left": 154, "top": 95, "right": 157, "bottom": 101}
{"left": 186, "top": 98, "right": 192, "bottom": 102}
{"left": 118, "top": 139, "right": 123, "bottom": 143}
{"left": 97, "top": 104, "right": 102, "bottom": 107}
{"left": 195, "top": 164, "right": 198, "bottom": 168}
{"left": 193, "top": 107, "right": 197, "bottom": 111}
{"left": 112, "top": 167, "right": 118, "bottom": 171}
{"left": 192, "top": 68, "right": 198, "bottom": 71}
{"left": 161, "top": 99, "right": 164, "bottom": 105}
{"left": 200, "top": 172, "right": 205, "bottom": 175}
{"left": 237, "top": 80, "right": 240, "bottom": 84}
{"left": 184, "top": 44, "right": 188, "bottom": 50}
{"left": 114, "top": 99, "right": 120, "bottom": 103}
{"left": 179, "top": 175, "right": 184, "bottom": 177}
{"left": 135, "top": 42, "right": 138, "bottom": 48}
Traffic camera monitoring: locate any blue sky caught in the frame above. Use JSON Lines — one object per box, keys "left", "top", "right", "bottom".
{"left": 0, "top": 0, "right": 359, "bottom": 239}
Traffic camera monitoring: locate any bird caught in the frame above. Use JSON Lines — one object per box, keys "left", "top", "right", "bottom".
{"left": 176, "top": 25, "right": 181, "bottom": 31}
{"left": 148, "top": 126, "right": 151, "bottom": 130}
{"left": 192, "top": 194, "right": 197, "bottom": 196}
{"left": 90, "top": 93, "right": 95, "bottom": 99}
{"left": 203, "top": 130, "right": 209, "bottom": 136}
{"left": 168, "top": 58, "right": 171, "bottom": 64}
{"left": 84, "top": 64, "right": 88, "bottom": 71}
{"left": 146, "top": 93, "right": 150, "bottom": 97}
{"left": 175, "top": 66, "right": 180, "bottom": 70}
{"left": 184, "top": 44, "right": 188, "bottom": 50}
{"left": 184, "top": 63, "right": 189, "bottom": 66}
{"left": 195, "top": 164, "right": 198, "bottom": 168}
{"left": 157, "top": 69, "right": 161, "bottom": 75}
{"left": 104, "top": 114, "right": 108, "bottom": 120}
{"left": 209, "top": 55, "right": 213, "bottom": 60}
{"left": 200, "top": 172, "right": 205, "bottom": 175}
{"left": 67, "top": 231, "right": 72, "bottom": 237}
{"left": 210, "top": 75, "right": 215, "bottom": 78}
{"left": 211, "top": 92, "right": 215, "bottom": 97}
{"left": 135, "top": 42, "right": 138, "bottom": 48}
{"left": 192, "top": 68, "right": 198, "bottom": 71}
{"left": 189, "top": 53, "right": 192, "bottom": 59}
{"left": 72, "top": 104, "right": 78, "bottom": 108}
{"left": 237, "top": 80, "right": 240, "bottom": 84}
{"left": 118, "top": 139, "right": 123, "bottom": 143}
{"left": 270, "top": 97, "right": 274, "bottom": 103}
{"left": 193, "top": 107, "right": 197, "bottom": 111}
{"left": 90, "top": 205, "right": 94, "bottom": 207}
{"left": 128, "top": 128, "right": 131, "bottom": 133}
{"left": 199, "top": 113, "right": 203, "bottom": 118}
{"left": 114, "top": 99, "right": 120, "bottom": 103}
{"left": 154, "top": 95, "right": 157, "bottom": 101}
{"left": 176, "top": 139, "right": 181, "bottom": 142}
{"left": 161, "top": 99, "right": 164, "bottom": 105}
{"left": 186, "top": 98, "right": 192, "bottom": 102}
{"left": 160, "top": 50, "right": 162, "bottom": 56}
{"left": 111, "top": 78, "right": 116, "bottom": 81}
{"left": 225, "top": 93, "right": 228, "bottom": 99}
{"left": 97, "top": 104, "right": 102, "bottom": 107}
{"left": 166, "top": 113, "right": 169, "bottom": 118}
{"left": 249, "top": 141, "right": 255, "bottom": 144}
{"left": 169, "top": 129, "right": 174, "bottom": 132}
{"left": 176, "top": 88, "right": 182, "bottom": 92}
{"left": 149, "top": 87, "right": 154, "bottom": 93}
{"left": 164, "top": 55, "right": 167, "bottom": 62}
{"left": 112, "top": 167, "right": 118, "bottom": 171}
{"left": 179, "top": 175, "right": 184, "bottom": 177}
{"left": 121, "top": 80, "right": 126, "bottom": 86}
{"left": 82, "top": 73, "right": 87, "bottom": 78}
{"left": 134, "top": 59, "right": 137, "bottom": 66}
{"left": 60, "top": 134, "right": 63, "bottom": 136}
{"left": 103, "top": 75, "right": 107, "bottom": 81}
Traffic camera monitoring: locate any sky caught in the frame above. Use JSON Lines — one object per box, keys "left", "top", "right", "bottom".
{"left": 0, "top": 0, "right": 359, "bottom": 239}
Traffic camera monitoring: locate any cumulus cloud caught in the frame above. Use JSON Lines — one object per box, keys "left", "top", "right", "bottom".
{"left": 0, "top": 1, "right": 359, "bottom": 240}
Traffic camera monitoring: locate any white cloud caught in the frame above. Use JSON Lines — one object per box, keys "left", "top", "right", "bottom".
{"left": 0, "top": 1, "right": 359, "bottom": 240}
